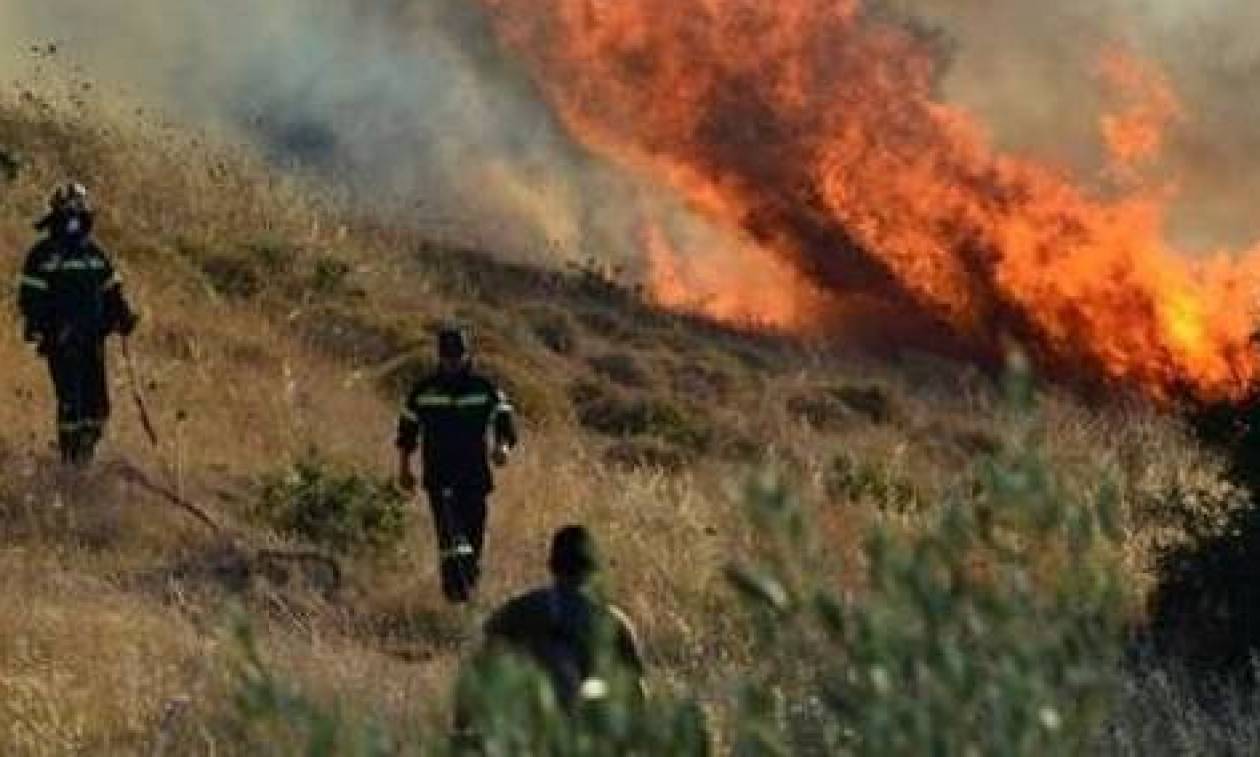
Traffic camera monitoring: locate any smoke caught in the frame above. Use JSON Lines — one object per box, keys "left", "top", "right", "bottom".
{"left": 3, "top": 0, "right": 1256, "bottom": 261}
{"left": 884, "top": 0, "right": 1260, "bottom": 251}
{"left": 0, "top": 0, "right": 678, "bottom": 263}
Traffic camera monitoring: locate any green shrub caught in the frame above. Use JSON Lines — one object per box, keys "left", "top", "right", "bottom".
{"left": 255, "top": 456, "right": 408, "bottom": 554}
{"left": 728, "top": 398, "right": 1126, "bottom": 754}
{"left": 825, "top": 453, "right": 922, "bottom": 513}
{"left": 229, "top": 362, "right": 1129, "bottom": 755}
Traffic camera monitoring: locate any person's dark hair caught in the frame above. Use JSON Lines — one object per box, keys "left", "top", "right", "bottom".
{"left": 549, "top": 525, "right": 598, "bottom": 581}
{"left": 437, "top": 325, "right": 470, "bottom": 360}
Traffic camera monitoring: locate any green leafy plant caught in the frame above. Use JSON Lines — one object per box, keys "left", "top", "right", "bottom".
{"left": 256, "top": 456, "right": 408, "bottom": 554}
{"left": 728, "top": 379, "right": 1127, "bottom": 755}
{"left": 826, "top": 453, "right": 921, "bottom": 513}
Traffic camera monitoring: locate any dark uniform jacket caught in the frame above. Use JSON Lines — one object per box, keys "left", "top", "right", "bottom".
{"left": 18, "top": 235, "right": 132, "bottom": 347}
{"left": 396, "top": 369, "right": 517, "bottom": 494}
{"left": 483, "top": 584, "right": 645, "bottom": 708}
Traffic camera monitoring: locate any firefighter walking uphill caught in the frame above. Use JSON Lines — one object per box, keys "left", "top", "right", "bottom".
{"left": 397, "top": 325, "right": 517, "bottom": 603}
{"left": 17, "top": 182, "right": 138, "bottom": 466}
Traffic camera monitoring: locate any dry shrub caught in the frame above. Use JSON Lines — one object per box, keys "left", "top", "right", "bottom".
{"left": 294, "top": 307, "right": 404, "bottom": 367}
{"left": 482, "top": 357, "right": 574, "bottom": 428}
{"left": 570, "top": 380, "right": 715, "bottom": 455}
{"left": 665, "top": 356, "right": 737, "bottom": 402}
{"left": 788, "top": 382, "right": 898, "bottom": 431}
{"left": 603, "top": 438, "right": 691, "bottom": 473}
{"left": 575, "top": 308, "right": 639, "bottom": 345}
{"left": 588, "top": 351, "right": 651, "bottom": 389}
{"left": 524, "top": 304, "right": 581, "bottom": 356}
{"left": 198, "top": 253, "right": 264, "bottom": 300}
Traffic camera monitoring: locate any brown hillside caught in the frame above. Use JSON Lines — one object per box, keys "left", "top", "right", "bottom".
{"left": 0, "top": 78, "right": 1240, "bottom": 753}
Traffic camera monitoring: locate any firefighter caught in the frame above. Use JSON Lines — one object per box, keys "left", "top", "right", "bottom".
{"left": 479, "top": 525, "right": 646, "bottom": 709}
{"left": 396, "top": 325, "right": 517, "bottom": 603}
{"left": 17, "top": 182, "right": 138, "bottom": 466}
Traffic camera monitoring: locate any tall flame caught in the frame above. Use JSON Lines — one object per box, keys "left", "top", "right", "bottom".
{"left": 479, "top": 0, "right": 1260, "bottom": 401}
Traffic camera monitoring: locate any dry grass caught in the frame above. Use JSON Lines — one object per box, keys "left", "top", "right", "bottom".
{"left": 0, "top": 75, "right": 1246, "bottom": 752}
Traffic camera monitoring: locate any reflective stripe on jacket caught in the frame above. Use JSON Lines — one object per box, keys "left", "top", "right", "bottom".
{"left": 397, "top": 369, "right": 517, "bottom": 493}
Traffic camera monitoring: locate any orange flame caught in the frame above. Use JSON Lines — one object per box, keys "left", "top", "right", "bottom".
{"left": 480, "top": 0, "right": 1260, "bottom": 401}
{"left": 643, "top": 222, "right": 835, "bottom": 331}
{"left": 1097, "top": 48, "right": 1184, "bottom": 179}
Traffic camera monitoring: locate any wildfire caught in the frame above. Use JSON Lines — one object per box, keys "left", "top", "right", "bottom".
{"left": 479, "top": 0, "right": 1260, "bottom": 401}
{"left": 1096, "top": 48, "right": 1183, "bottom": 178}
{"left": 643, "top": 222, "right": 831, "bottom": 331}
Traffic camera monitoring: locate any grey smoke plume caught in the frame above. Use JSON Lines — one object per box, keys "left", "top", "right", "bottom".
{"left": 3, "top": 0, "right": 1256, "bottom": 261}
{"left": 0, "top": 0, "right": 660, "bottom": 263}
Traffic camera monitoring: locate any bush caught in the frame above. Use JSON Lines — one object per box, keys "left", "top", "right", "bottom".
{"left": 575, "top": 308, "right": 638, "bottom": 345}
{"left": 526, "top": 306, "right": 581, "bottom": 355}
{"left": 199, "top": 254, "right": 262, "bottom": 299}
{"left": 588, "top": 352, "right": 650, "bottom": 389}
{"left": 1149, "top": 399, "right": 1260, "bottom": 669}
{"left": 825, "top": 453, "right": 922, "bottom": 513}
{"left": 728, "top": 400, "right": 1126, "bottom": 754}
{"left": 666, "top": 357, "right": 736, "bottom": 402}
{"left": 571, "top": 382, "right": 714, "bottom": 454}
{"left": 245, "top": 236, "right": 300, "bottom": 272}
{"left": 788, "top": 383, "right": 897, "bottom": 431}
{"left": 255, "top": 456, "right": 408, "bottom": 554}
{"left": 310, "top": 257, "right": 353, "bottom": 297}
{"left": 0, "top": 145, "right": 20, "bottom": 182}
{"left": 229, "top": 435, "right": 1125, "bottom": 755}
{"left": 1148, "top": 492, "right": 1260, "bottom": 670}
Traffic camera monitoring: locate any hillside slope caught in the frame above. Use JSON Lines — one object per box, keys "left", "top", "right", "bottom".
{"left": 0, "top": 80, "right": 1242, "bottom": 753}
